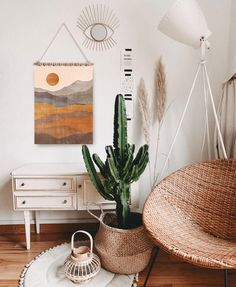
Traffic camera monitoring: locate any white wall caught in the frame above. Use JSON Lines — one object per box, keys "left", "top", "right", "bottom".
{"left": 0, "top": 0, "right": 232, "bottom": 224}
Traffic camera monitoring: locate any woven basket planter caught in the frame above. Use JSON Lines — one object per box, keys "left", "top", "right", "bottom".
{"left": 88, "top": 206, "right": 154, "bottom": 275}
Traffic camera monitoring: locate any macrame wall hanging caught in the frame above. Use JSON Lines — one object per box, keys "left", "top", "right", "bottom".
{"left": 214, "top": 76, "right": 236, "bottom": 158}
{"left": 34, "top": 23, "right": 93, "bottom": 144}
{"left": 77, "top": 4, "right": 119, "bottom": 51}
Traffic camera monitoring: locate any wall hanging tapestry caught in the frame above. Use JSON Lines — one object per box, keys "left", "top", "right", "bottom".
{"left": 34, "top": 23, "right": 93, "bottom": 144}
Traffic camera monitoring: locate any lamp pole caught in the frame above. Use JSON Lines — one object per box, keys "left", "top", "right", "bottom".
{"left": 158, "top": 38, "right": 228, "bottom": 181}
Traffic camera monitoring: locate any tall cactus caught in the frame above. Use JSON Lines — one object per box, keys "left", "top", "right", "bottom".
{"left": 82, "top": 94, "right": 149, "bottom": 229}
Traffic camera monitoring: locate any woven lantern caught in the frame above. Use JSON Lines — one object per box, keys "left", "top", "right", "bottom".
{"left": 64, "top": 230, "right": 101, "bottom": 284}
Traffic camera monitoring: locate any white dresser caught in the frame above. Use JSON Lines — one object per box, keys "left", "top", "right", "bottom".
{"left": 11, "top": 163, "right": 139, "bottom": 249}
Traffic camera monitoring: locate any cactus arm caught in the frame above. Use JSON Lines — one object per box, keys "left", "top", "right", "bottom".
{"left": 122, "top": 144, "right": 149, "bottom": 183}
{"left": 124, "top": 144, "right": 135, "bottom": 161}
{"left": 113, "top": 94, "right": 127, "bottom": 164}
{"left": 122, "top": 144, "right": 135, "bottom": 176}
{"left": 122, "top": 145, "right": 149, "bottom": 183}
{"left": 123, "top": 164, "right": 136, "bottom": 183}
{"left": 104, "top": 178, "right": 116, "bottom": 197}
{"left": 92, "top": 153, "right": 108, "bottom": 178}
{"left": 128, "top": 144, "right": 135, "bottom": 155}
{"left": 82, "top": 145, "right": 114, "bottom": 201}
{"left": 132, "top": 146, "right": 149, "bottom": 181}
{"left": 92, "top": 153, "right": 116, "bottom": 198}
{"left": 122, "top": 153, "right": 133, "bottom": 178}
{"left": 132, "top": 144, "right": 148, "bottom": 165}
{"left": 131, "top": 152, "right": 149, "bottom": 182}
{"left": 105, "top": 146, "right": 118, "bottom": 166}
{"left": 106, "top": 146, "right": 120, "bottom": 182}
{"left": 107, "top": 158, "right": 120, "bottom": 182}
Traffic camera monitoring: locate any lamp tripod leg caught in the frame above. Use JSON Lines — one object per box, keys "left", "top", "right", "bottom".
{"left": 202, "top": 64, "right": 228, "bottom": 159}
{"left": 201, "top": 118, "right": 207, "bottom": 160}
{"left": 201, "top": 64, "right": 211, "bottom": 159}
{"left": 159, "top": 63, "right": 201, "bottom": 179}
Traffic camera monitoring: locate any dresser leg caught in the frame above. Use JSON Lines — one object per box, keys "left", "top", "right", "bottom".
{"left": 24, "top": 211, "right": 31, "bottom": 250}
{"left": 35, "top": 211, "right": 40, "bottom": 234}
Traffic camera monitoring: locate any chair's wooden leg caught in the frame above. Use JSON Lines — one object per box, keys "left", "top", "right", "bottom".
{"left": 224, "top": 269, "right": 228, "bottom": 287}
{"left": 143, "top": 246, "right": 159, "bottom": 287}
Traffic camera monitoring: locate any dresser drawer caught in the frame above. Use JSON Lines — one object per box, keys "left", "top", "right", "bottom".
{"left": 14, "top": 177, "right": 75, "bottom": 191}
{"left": 14, "top": 195, "right": 76, "bottom": 210}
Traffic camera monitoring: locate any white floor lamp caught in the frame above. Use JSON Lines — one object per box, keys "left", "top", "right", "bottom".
{"left": 158, "top": 0, "right": 228, "bottom": 179}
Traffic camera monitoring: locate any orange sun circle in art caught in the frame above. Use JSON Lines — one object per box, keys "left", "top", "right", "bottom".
{"left": 46, "top": 73, "right": 59, "bottom": 86}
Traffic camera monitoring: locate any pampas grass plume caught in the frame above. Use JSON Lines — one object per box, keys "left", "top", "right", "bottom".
{"left": 154, "top": 57, "right": 166, "bottom": 123}
{"left": 138, "top": 78, "right": 151, "bottom": 144}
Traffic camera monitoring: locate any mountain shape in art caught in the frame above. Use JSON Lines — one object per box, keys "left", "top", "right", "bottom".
{"left": 35, "top": 79, "right": 93, "bottom": 105}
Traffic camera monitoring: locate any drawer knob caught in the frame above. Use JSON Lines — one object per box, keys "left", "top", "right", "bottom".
{"left": 22, "top": 200, "right": 26, "bottom": 205}
{"left": 78, "top": 184, "right": 82, "bottom": 188}
{"left": 21, "top": 183, "right": 25, "bottom": 187}
{"left": 63, "top": 200, "right": 67, "bottom": 204}
{"left": 62, "top": 182, "right": 67, "bottom": 186}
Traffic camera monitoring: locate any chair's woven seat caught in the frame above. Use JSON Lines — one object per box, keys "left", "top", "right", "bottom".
{"left": 143, "top": 160, "right": 236, "bottom": 269}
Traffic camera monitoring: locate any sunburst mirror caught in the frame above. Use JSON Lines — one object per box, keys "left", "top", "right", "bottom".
{"left": 77, "top": 4, "right": 119, "bottom": 51}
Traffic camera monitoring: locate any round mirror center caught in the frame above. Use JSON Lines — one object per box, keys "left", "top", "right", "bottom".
{"left": 90, "top": 24, "right": 107, "bottom": 41}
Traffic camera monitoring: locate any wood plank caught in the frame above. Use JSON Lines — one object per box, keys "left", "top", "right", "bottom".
{"left": 139, "top": 250, "right": 236, "bottom": 287}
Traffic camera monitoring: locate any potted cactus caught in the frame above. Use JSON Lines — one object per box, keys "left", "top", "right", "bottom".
{"left": 82, "top": 94, "right": 153, "bottom": 274}
{"left": 82, "top": 94, "right": 148, "bottom": 229}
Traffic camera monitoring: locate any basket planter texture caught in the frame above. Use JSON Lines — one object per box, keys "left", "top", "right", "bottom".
{"left": 90, "top": 211, "right": 154, "bottom": 275}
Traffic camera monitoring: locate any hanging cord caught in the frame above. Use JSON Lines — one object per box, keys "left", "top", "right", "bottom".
{"left": 37, "top": 23, "right": 90, "bottom": 64}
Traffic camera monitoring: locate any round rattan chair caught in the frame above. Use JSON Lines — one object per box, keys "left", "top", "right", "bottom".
{"left": 143, "top": 159, "right": 236, "bottom": 287}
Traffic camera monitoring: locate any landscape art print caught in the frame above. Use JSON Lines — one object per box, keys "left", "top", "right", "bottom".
{"left": 34, "top": 63, "right": 93, "bottom": 144}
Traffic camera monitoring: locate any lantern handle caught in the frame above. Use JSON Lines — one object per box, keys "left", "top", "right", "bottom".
{"left": 71, "top": 230, "right": 93, "bottom": 253}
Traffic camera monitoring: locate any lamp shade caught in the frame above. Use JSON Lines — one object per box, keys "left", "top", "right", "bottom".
{"left": 158, "top": 0, "right": 211, "bottom": 49}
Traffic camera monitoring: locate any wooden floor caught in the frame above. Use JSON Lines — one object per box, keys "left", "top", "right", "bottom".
{"left": 0, "top": 224, "right": 235, "bottom": 287}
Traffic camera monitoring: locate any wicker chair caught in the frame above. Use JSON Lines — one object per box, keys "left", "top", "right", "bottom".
{"left": 143, "top": 159, "right": 236, "bottom": 287}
